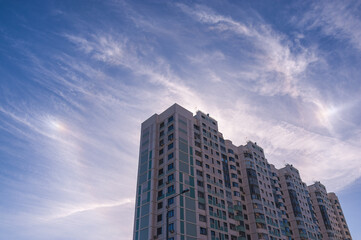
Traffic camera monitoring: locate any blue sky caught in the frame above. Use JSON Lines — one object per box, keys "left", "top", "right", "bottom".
{"left": 1, "top": 0, "right": 361, "bottom": 239}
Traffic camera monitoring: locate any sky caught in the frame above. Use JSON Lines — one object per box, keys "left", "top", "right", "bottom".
{"left": 0, "top": 0, "right": 360, "bottom": 239}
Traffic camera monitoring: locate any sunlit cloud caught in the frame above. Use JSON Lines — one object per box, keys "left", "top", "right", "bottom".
{"left": 48, "top": 198, "right": 134, "bottom": 220}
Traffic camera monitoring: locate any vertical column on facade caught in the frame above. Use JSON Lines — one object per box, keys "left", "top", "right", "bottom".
{"left": 224, "top": 140, "right": 247, "bottom": 240}
{"left": 133, "top": 114, "right": 158, "bottom": 240}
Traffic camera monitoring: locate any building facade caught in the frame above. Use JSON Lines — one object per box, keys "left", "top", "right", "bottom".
{"left": 277, "top": 165, "right": 321, "bottom": 240}
{"left": 133, "top": 104, "right": 352, "bottom": 240}
{"left": 327, "top": 193, "right": 352, "bottom": 240}
{"left": 308, "top": 182, "right": 352, "bottom": 240}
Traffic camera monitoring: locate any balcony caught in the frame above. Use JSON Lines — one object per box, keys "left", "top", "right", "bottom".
{"left": 237, "top": 237, "right": 246, "bottom": 240}
{"left": 234, "top": 205, "right": 243, "bottom": 211}
{"left": 255, "top": 217, "right": 266, "bottom": 224}
{"left": 236, "top": 225, "right": 245, "bottom": 232}
{"left": 234, "top": 215, "right": 244, "bottom": 221}
{"left": 299, "top": 232, "right": 308, "bottom": 238}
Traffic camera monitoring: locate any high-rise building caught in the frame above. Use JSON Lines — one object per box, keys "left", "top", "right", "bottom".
{"left": 133, "top": 104, "right": 352, "bottom": 240}
{"left": 276, "top": 165, "right": 321, "bottom": 240}
{"left": 327, "top": 193, "right": 352, "bottom": 240}
{"left": 308, "top": 182, "right": 352, "bottom": 240}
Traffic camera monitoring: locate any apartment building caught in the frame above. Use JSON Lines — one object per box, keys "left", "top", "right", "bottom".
{"left": 308, "top": 182, "right": 353, "bottom": 240}
{"left": 277, "top": 165, "right": 321, "bottom": 240}
{"left": 133, "top": 104, "right": 351, "bottom": 240}
{"left": 327, "top": 193, "right": 352, "bottom": 240}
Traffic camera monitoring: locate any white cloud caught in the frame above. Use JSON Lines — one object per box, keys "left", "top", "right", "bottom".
{"left": 302, "top": 0, "right": 361, "bottom": 51}
{"left": 177, "top": 3, "right": 318, "bottom": 99}
{"left": 47, "top": 198, "right": 134, "bottom": 220}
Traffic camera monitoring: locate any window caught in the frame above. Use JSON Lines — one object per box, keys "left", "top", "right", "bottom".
{"left": 168, "top": 152, "right": 174, "bottom": 160}
{"left": 196, "top": 170, "right": 203, "bottom": 177}
{"left": 196, "top": 160, "right": 202, "bottom": 166}
{"left": 168, "top": 133, "right": 174, "bottom": 141}
{"left": 198, "top": 202, "right": 205, "bottom": 210}
{"left": 197, "top": 180, "right": 204, "bottom": 187}
{"left": 159, "top": 148, "right": 164, "bottom": 155}
{"left": 160, "top": 122, "right": 165, "bottom": 129}
{"left": 158, "top": 190, "right": 163, "bottom": 197}
{"left": 195, "top": 150, "right": 202, "bottom": 157}
{"left": 158, "top": 201, "right": 163, "bottom": 209}
{"left": 168, "top": 209, "right": 174, "bottom": 217}
{"left": 168, "top": 116, "right": 174, "bottom": 123}
{"left": 160, "top": 130, "right": 164, "bottom": 137}
{"left": 157, "top": 227, "right": 162, "bottom": 235}
{"left": 168, "top": 223, "right": 174, "bottom": 232}
{"left": 168, "top": 125, "right": 174, "bottom": 132}
{"left": 199, "top": 214, "right": 207, "bottom": 222}
{"left": 168, "top": 163, "right": 174, "bottom": 171}
{"left": 158, "top": 168, "right": 164, "bottom": 176}
{"left": 158, "top": 179, "right": 163, "bottom": 186}
{"left": 159, "top": 139, "right": 164, "bottom": 147}
{"left": 168, "top": 185, "right": 175, "bottom": 194}
{"left": 157, "top": 214, "right": 162, "bottom": 222}
{"left": 168, "top": 143, "right": 173, "bottom": 150}
{"left": 168, "top": 174, "right": 174, "bottom": 182}
{"left": 200, "top": 227, "right": 207, "bottom": 235}
{"left": 198, "top": 191, "right": 204, "bottom": 198}
{"left": 168, "top": 197, "right": 174, "bottom": 205}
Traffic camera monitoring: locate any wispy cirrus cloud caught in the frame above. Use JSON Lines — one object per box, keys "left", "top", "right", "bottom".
{"left": 48, "top": 198, "right": 133, "bottom": 220}
{"left": 301, "top": 0, "right": 361, "bottom": 52}
{"left": 65, "top": 33, "right": 203, "bottom": 109}
{"left": 177, "top": 3, "right": 318, "bottom": 99}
